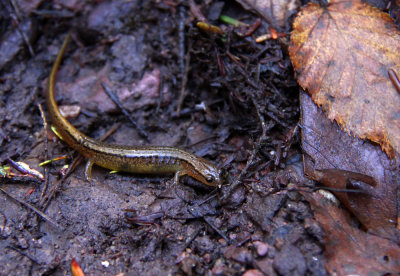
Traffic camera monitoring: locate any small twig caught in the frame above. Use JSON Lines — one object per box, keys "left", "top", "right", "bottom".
{"left": 197, "top": 191, "right": 218, "bottom": 206}
{"left": 314, "top": 186, "right": 374, "bottom": 195}
{"left": 0, "top": 174, "right": 42, "bottom": 185}
{"left": 244, "top": 18, "right": 262, "bottom": 36}
{"left": 0, "top": 187, "right": 64, "bottom": 230}
{"left": 155, "top": 76, "right": 164, "bottom": 114}
{"left": 287, "top": 186, "right": 373, "bottom": 195}
{"left": 215, "top": 46, "right": 226, "bottom": 77}
{"left": 176, "top": 6, "right": 191, "bottom": 114}
{"left": 388, "top": 69, "right": 400, "bottom": 94}
{"left": 176, "top": 54, "right": 190, "bottom": 114}
{"left": 99, "top": 122, "right": 122, "bottom": 142}
{"left": 186, "top": 135, "right": 217, "bottom": 148}
{"left": 187, "top": 207, "right": 230, "bottom": 243}
{"left": 235, "top": 66, "right": 290, "bottom": 129}
{"left": 124, "top": 211, "right": 164, "bottom": 226}
{"left": 188, "top": 0, "right": 207, "bottom": 22}
{"left": 39, "top": 155, "right": 80, "bottom": 209}
{"left": 6, "top": 245, "right": 40, "bottom": 264}
{"left": 31, "top": 9, "right": 75, "bottom": 18}
{"left": 265, "top": 110, "right": 289, "bottom": 129}
{"left": 38, "top": 103, "right": 50, "bottom": 200}
{"left": 203, "top": 216, "right": 230, "bottom": 243}
{"left": 220, "top": 142, "right": 261, "bottom": 202}
{"left": 254, "top": 44, "right": 270, "bottom": 60}
{"left": 6, "top": 245, "right": 36, "bottom": 263}
{"left": 183, "top": 226, "right": 202, "bottom": 249}
{"left": 101, "top": 82, "right": 150, "bottom": 142}
{"left": 9, "top": 0, "right": 35, "bottom": 56}
{"left": 0, "top": 211, "right": 6, "bottom": 235}
{"left": 178, "top": 5, "right": 186, "bottom": 81}
{"left": 221, "top": 92, "right": 273, "bottom": 202}
{"left": 282, "top": 123, "right": 299, "bottom": 159}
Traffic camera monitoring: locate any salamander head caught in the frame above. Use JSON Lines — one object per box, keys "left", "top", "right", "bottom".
{"left": 190, "top": 158, "right": 224, "bottom": 188}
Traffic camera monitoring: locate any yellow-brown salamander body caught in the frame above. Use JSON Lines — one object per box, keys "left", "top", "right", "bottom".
{"left": 47, "top": 33, "right": 222, "bottom": 187}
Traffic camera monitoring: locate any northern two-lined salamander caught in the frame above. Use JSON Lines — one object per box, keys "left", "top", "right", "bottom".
{"left": 46, "top": 33, "right": 222, "bottom": 187}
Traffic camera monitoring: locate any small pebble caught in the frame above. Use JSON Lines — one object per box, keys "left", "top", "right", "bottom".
{"left": 253, "top": 241, "right": 269, "bottom": 257}
{"left": 101, "top": 260, "right": 109, "bottom": 267}
{"left": 243, "top": 269, "right": 263, "bottom": 276}
{"left": 203, "top": 253, "right": 211, "bottom": 263}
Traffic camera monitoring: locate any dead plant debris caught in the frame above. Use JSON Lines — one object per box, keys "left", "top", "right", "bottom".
{"left": 290, "top": 0, "right": 400, "bottom": 158}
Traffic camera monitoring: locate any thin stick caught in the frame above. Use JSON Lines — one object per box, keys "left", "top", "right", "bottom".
{"left": 6, "top": 245, "right": 40, "bottom": 264}
{"left": 101, "top": 82, "right": 150, "bottom": 142}
{"left": 9, "top": 0, "right": 35, "bottom": 56}
{"left": 187, "top": 207, "right": 230, "bottom": 243}
{"left": 183, "top": 226, "right": 202, "bottom": 248}
{"left": 0, "top": 211, "right": 6, "bottom": 235}
{"left": 0, "top": 187, "right": 64, "bottom": 230}
{"left": 220, "top": 92, "right": 273, "bottom": 202}
{"left": 203, "top": 216, "right": 230, "bottom": 243}
{"left": 38, "top": 103, "right": 50, "bottom": 199}
{"left": 176, "top": 6, "right": 191, "bottom": 114}
{"left": 389, "top": 69, "right": 400, "bottom": 94}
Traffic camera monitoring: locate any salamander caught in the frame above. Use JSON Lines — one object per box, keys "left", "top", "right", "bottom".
{"left": 46, "top": 33, "right": 222, "bottom": 187}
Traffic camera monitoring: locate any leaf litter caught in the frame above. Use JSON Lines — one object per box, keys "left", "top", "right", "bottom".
{"left": 1, "top": 0, "right": 399, "bottom": 275}
{"left": 292, "top": 0, "right": 400, "bottom": 273}
{"left": 290, "top": 0, "right": 400, "bottom": 158}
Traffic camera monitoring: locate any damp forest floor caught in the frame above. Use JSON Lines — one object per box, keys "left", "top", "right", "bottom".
{"left": 0, "top": 1, "right": 327, "bottom": 275}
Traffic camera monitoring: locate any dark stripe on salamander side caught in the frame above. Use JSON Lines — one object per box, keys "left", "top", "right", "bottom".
{"left": 65, "top": 135, "right": 189, "bottom": 168}
{"left": 57, "top": 121, "right": 196, "bottom": 170}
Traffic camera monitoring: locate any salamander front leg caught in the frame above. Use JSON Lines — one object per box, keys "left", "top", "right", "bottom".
{"left": 85, "top": 159, "right": 94, "bottom": 181}
{"left": 171, "top": 171, "right": 187, "bottom": 199}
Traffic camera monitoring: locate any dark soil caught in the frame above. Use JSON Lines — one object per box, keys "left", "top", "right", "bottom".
{"left": 0, "top": 1, "right": 326, "bottom": 275}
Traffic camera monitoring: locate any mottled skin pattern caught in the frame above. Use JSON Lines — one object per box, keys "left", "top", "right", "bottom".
{"left": 47, "top": 32, "right": 222, "bottom": 187}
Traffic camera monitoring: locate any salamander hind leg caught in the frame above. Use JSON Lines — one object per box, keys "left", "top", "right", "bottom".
{"left": 85, "top": 159, "right": 94, "bottom": 182}
{"left": 173, "top": 171, "right": 186, "bottom": 186}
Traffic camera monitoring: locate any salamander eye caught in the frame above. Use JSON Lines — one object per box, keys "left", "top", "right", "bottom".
{"left": 206, "top": 174, "right": 214, "bottom": 183}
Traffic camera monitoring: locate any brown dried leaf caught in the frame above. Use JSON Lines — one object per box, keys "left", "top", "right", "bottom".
{"left": 290, "top": 0, "right": 400, "bottom": 158}
{"left": 301, "top": 91, "right": 399, "bottom": 243}
{"left": 236, "top": 0, "right": 299, "bottom": 29}
{"left": 302, "top": 191, "right": 400, "bottom": 275}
